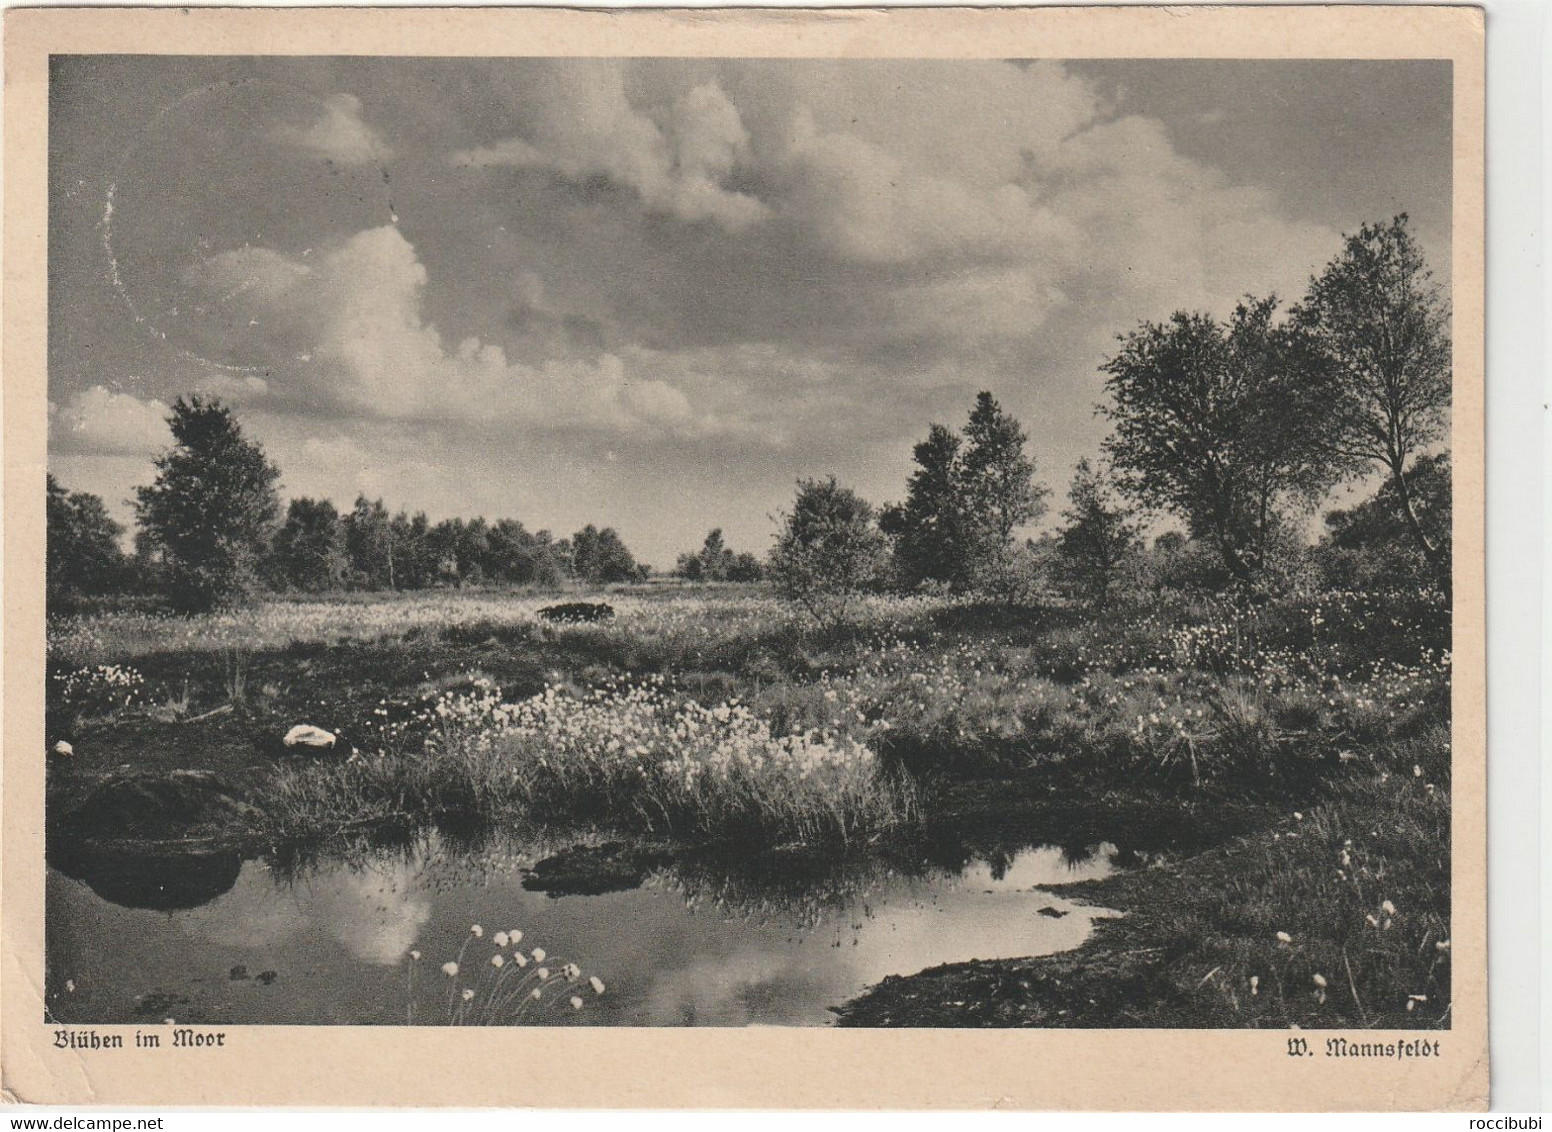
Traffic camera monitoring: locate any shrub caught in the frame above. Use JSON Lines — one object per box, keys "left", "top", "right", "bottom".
{"left": 769, "top": 478, "right": 889, "bottom": 622}
{"left": 1136, "top": 537, "right": 1237, "bottom": 594}
{"left": 537, "top": 602, "right": 615, "bottom": 624}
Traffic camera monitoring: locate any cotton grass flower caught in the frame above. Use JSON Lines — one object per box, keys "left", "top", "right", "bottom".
{"left": 409, "top": 950, "right": 421, "bottom": 961}
{"left": 509, "top": 930, "right": 522, "bottom": 944}
{"left": 537, "top": 968, "right": 550, "bottom": 980}
{"left": 531, "top": 947, "right": 546, "bottom": 963}
{"left": 491, "top": 954, "right": 505, "bottom": 968}
{"left": 590, "top": 976, "right": 606, "bottom": 996}
{"left": 461, "top": 988, "right": 475, "bottom": 1002}
{"left": 1249, "top": 975, "right": 1259, "bottom": 996}
{"left": 570, "top": 996, "right": 584, "bottom": 1010}
{"left": 1381, "top": 900, "right": 1396, "bottom": 915}
{"left": 1312, "top": 974, "right": 1327, "bottom": 988}
{"left": 442, "top": 962, "right": 459, "bottom": 977}
{"left": 493, "top": 932, "right": 508, "bottom": 948}
{"left": 1275, "top": 931, "right": 1292, "bottom": 944}
{"left": 470, "top": 924, "right": 484, "bottom": 938}
{"left": 442, "top": 671, "right": 902, "bottom": 843}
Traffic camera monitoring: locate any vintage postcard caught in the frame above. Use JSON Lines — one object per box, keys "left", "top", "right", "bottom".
{"left": 3, "top": 5, "right": 1485, "bottom": 1110}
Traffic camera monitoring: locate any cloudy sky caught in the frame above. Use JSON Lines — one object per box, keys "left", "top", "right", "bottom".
{"left": 47, "top": 56, "right": 1451, "bottom": 567}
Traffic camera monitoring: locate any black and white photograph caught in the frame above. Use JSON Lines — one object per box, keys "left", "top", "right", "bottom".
{"left": 36, "top": 45, "right": 1466, "bottom": 1035}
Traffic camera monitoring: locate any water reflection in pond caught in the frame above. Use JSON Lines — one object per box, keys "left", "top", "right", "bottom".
{"left": 46, "top": 833, "right": 1118, "bottom": 1027}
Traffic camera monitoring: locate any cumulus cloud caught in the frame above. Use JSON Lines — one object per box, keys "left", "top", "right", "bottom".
{"left": 768, "top": 106, "right": 1073, "bottom": 266}
{"left": 889, "top": 268, "right": 1069, "bottom": 344}
{"left": 1029, "top": 114, "right": 1336, "bottom": 317}
{"left": 196, "top": 374, "right": 271, "bottom": 400}
{"left": 272, "top": 92, "right": 392, "bottom": 165}
{"left": 453, "top": 65, "right": 767, "bottom": 233}
{"left": 310, "top": 858, "right": 433, "bottom": 966}
{"left": 730, "top": 67, "right": 1330, "bottom": 305}
{"left": 180, "top": 226, "right": 722, "bottom": 436}
{"left": 449, "top": 59, "right": 1330, "bottom": 359}
{"left": 48, "top": 387, "right": 170, "bottom": 456}
{"left": 84, "top": 61, "right": 1347, "bottom": 479}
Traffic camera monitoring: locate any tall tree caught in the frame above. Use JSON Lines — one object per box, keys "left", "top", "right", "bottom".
{"left": 881, "top": 424, "right": 965, "bottom": 588}
{"left": 1100, "top": 297, "right": 1343, "bottom": 580}
{"left": 459, "top": 516, "right": 493, "bottom": 584}
{"left": 485, "top": 518, "right": 563, "bottom": 586}
{"left": 700, "top": 528, "right": 731, "bottom": 580}
{"left": 959, "top": 391, "right": 1048, "bottom": 549}
{"left": 1325, "top": 452, "right": 1452, "bottom": 554}
{"left": 390, "top": 510, "right": 436, "bottom": 589}
{"left": 569, "top": 524, "right": 641, "bottom": 584}
{"left": 345, "top": 496, "right": 395, "bottom": 589}
{"left": 46, "top": 474, "right": 127, "bottom": 604}
{"left": 269, "top": 498, "right": 347, "bottom": 592}
{"left": 134, "top": 396, "right": 280, "bottom": 611}
{"left": 1295, "top": 214, "right": 1451, "bottom": 576}
{"left": 883, "top": 393, "right": 1046, "bottom": 590}
{"left": 726, "top": 551, "right": 764, "bottom": 583}
{"left": 675, "top": 551, "right": 705, "bottom": 581}
{"left": 1055, "top": 459, "right": 1140, "bottom": 608}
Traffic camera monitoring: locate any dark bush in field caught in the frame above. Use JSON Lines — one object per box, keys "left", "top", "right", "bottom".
{"left": 537, "top": 601, "right": 616, "bottom": 624}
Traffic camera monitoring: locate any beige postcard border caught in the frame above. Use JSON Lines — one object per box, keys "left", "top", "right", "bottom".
{"left": 2, "top": 5, "right": 1486, "bottom": 1110}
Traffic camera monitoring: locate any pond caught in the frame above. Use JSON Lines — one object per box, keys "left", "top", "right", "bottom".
{"left": 45, "top": 832, "right": 1120, "bottom": 1027}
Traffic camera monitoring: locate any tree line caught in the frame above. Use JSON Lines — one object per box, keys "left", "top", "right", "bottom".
{"left": 266, "top": 495, "right": 647, "bottom": 596}
{"left": 766, "top": 215, "right": 1451, "bottom": 612}
{"left": 48, "top": 399, "right": 647, "bottom": 612}
{"left": 48, "top": 214, "right": 1449, "bottom": 614}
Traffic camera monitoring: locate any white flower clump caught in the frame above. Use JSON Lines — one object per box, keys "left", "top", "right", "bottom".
{"left": 426, "top": 924, "right": 605, "bottom": 1026}
{"left": 435, "top": 678, "right": 883, "bottom": 799}
{"left": 404, "top": 672, "right": 907, "bottom": 839}
{"left": 50, "top": 663, "right": 147, "bottom": 713}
